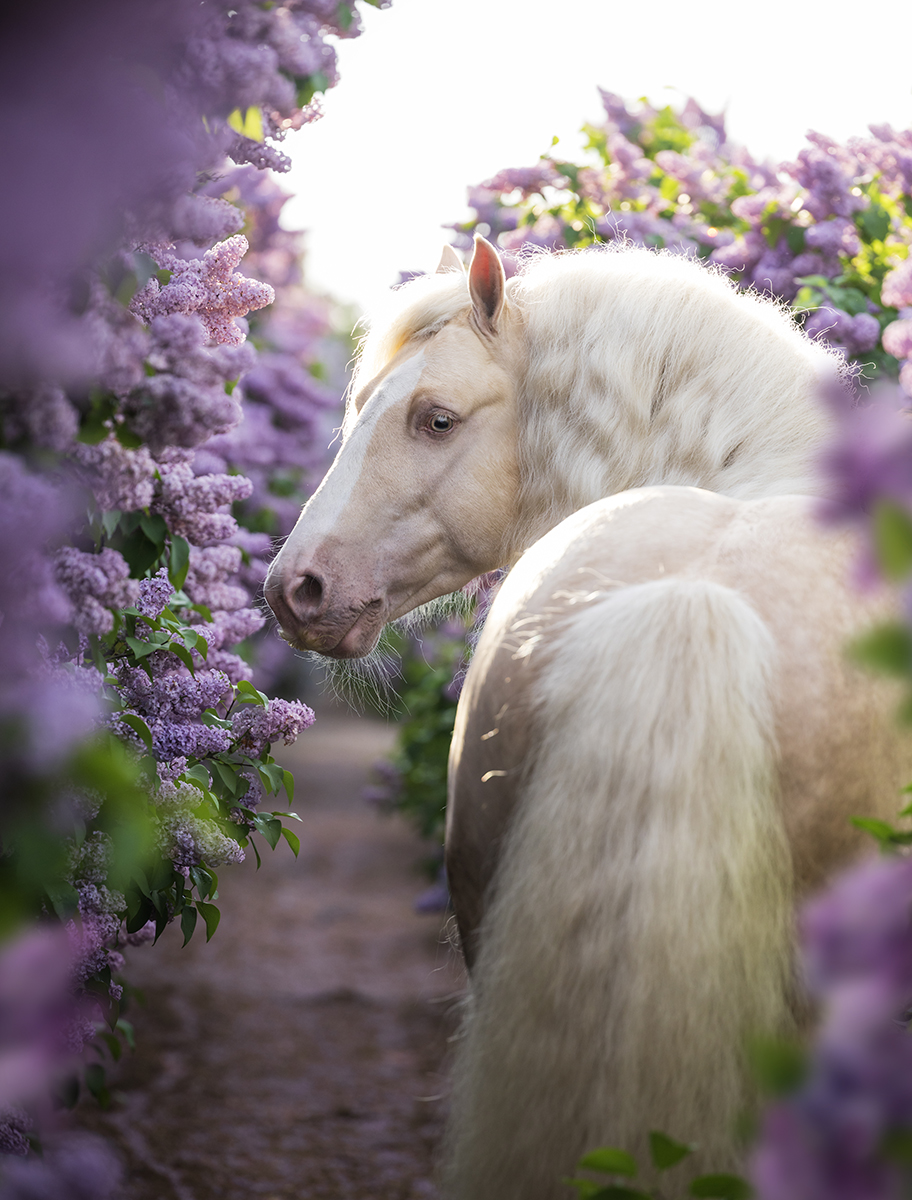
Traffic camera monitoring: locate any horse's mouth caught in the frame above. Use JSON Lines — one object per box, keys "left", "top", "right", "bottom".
{"left": 284, "top": 597, "right": 386, "bottom": 659}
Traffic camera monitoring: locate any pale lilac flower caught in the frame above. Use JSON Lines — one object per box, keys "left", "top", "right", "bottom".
{"left": 883, "top": 260, "right": 912, "bottom": 310}
{"left": 882, "top": 319, "right": 912, "bottom": 362}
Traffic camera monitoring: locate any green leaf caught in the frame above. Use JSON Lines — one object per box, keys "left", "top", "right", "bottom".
{"left": 849, "top": 815, "right": 912, "bottom": 847}
{"left": 257, "top": 762, "right": 285, "bottom": 794}
{"left": 196, "top": 900, "right": 221, "bottom": 942}
{"left": 169, "top": 535, "right": 191, "bottom": 590}
{"left": 118, "top": 527, "right": 164, "bottom": 575}
{"left": 689, "top": 1174, "right": 753, "bottom": 1199}
{"left": 189, "top": 865, "right": 215, "bottom": 899}
{"left": 280, "top": 826, "right": 300, "bottom": 858}
{"left": 101, "top": 510, "right": 122, "bottom": 538}
{"left": 209, "top": 759, "right": 244, "bottom": 799}
{"left": 578, "top": 1148, "right": 638, "bottom": 1179}
{"left": 181, "top": 904, "right": 198, "bottom": 947}
{"left": 873, "top": 501, "right": 912, "bottom": 581}
{"left": 117, "top": 712, "right": 153, "bottom": 749}
{"left": 115, "top": 1018, "right": 135, "bottom": 1050}
{"left": 749, "top": 1036, "right": 806, "bottom": 1096}
{"left": 139, "top": 512, "right": 167, "bottom": 547}
{"left": 168, "top": 641, "right": 196, "bottom": 673}
{"left": 85, "top": 1062, "right": 112, "bottom": 1109}
{"left": 848, "top": 622, "right": 912, "bottom": 676}
{"left": 125, "top": 635, "right": 161, "bottom": 660}
{"left": 235, "top": 678, "right": 268, "bottom": 707}
{"left": 181, "top": 763, "right": 211, "bottom": 792}
{"left": 253, "top": 813, "right": 282, "bottom": 850}
{"left": 96, "top": 1029, "right": 123, "bottom": 1061}
{"left": 881, "top": 1128, "right": 912, "bottom": 1165}
{"left": 785, "top": 224, "right": 806, "bottom": 255}
{"left": 282, "top": 769, "right": 295, "bottom": 804}
{"left": 648, "top": 1130, "right": 693, "bottom": 1170}
{"left": 115, "top": 424, "right": 143, "bottom": 449}
{"left": 859, "top": 203, "right": 890, "bottom": 243}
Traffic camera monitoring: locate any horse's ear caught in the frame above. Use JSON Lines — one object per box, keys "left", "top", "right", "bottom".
{"left": 436, "top": 244, "right": 464, "bottom": 274}
{"left": 468, "top": 235, "right": 506, "bottom": 335}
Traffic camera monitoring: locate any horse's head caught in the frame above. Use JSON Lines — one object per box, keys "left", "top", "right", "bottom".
{"left": 265, "top": 237, "right": 524, "bottom": 658}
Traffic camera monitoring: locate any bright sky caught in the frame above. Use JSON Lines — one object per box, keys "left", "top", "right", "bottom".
{"left": 283, "top": 0, "right": 912, "bottom": 315}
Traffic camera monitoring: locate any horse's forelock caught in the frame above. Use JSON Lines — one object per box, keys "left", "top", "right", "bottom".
{"left": 350, "top": 271, "right": 472, "bottom": 407}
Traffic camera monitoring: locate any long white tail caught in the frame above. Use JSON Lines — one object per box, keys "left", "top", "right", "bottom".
{"left": 445, "top": 579, "right": 795, "bottom": 1199}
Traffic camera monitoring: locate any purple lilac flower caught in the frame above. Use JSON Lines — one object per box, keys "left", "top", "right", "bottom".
{"left": 804, "top": 307, "right": 883, "bottom": 357}
{"left": 132, "top": 235, "right": 274, "bottom": 347}
{"left": 752, "top": 856, "right": 912, "bottom": 1200}
{"left": 71, "top": 439, "right": 158, "bottom": 513}
{"left": 0, "top": 1132, "right": 122, "bottom": 1199}
{"left": 230, "top": 697, "right": 315, "bottom": 757}
{"left": 135, "top": 568, "right": 174, "bottom": 621}
{"left": 0, "top": 929, "right": 81, "bottom": 1111}
{"left": 153, "top": 453, "right": 253, "bottom": 544}
{"left": 52, "top": 548, "right": 138, "bottom": 637}
{"left": 784, "top": 132, "right": 866, "bottom": 222}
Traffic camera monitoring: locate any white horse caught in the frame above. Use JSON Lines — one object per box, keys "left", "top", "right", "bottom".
{"left": 266, "top": 237, "right": 911, "bottom": 1198}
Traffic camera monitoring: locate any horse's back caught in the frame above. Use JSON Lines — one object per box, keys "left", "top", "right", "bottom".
{"left": 447, "top": 484, "right": 909, "bottom": 963}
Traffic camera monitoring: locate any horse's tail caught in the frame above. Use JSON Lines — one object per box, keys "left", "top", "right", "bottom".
{"left": 444, "top": 578, "right": 795, "bottom": 1200}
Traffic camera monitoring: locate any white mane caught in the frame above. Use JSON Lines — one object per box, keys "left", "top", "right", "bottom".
{"left": 353, "top": 244, "right": 842, "bottom": 541}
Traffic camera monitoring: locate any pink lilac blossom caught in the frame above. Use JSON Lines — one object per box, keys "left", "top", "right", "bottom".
{"left": 883, "top": 260, "right": 912, "bottom": 310}
{"left": 882, "top": 320, "right": 912, "bottom": 362}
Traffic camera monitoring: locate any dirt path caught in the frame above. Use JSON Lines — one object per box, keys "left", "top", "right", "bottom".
{"left": 76, "top": 711, "right": 466, "bottom": 1199}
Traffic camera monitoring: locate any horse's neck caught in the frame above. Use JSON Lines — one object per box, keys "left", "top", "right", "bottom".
{"left": 513, "top": 327, "right": 833, "bottom": 551}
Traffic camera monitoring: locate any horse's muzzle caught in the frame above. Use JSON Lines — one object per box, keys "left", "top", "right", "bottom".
{"left": 265, "top": 567, "right": 385, "bottom": 658}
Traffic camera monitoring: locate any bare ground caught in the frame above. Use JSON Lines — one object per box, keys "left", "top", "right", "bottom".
{"left": 74, "top": 710, "right": 466, "bottom": 1200}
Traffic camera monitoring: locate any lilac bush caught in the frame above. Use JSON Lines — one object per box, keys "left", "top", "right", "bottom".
{"left": 0, "top": 0, "right": 385, "bottom": 1185}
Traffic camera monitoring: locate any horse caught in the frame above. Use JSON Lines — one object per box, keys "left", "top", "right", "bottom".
{"left": 265, "top": 236, "right": 912, "bottom": 1198}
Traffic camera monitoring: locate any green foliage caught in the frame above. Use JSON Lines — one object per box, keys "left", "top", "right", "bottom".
{"left": 566, "top": 1130, "right": 750, "bottom": 1200}
{"left": 384, "top": 633, "right": 465, "bottom": 846}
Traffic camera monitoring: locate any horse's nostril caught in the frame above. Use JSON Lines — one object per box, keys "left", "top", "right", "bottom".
{"left": 296, "top": 571, "right": 324, "bottom": 615}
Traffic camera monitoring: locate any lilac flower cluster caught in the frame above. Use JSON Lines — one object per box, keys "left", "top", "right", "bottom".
{"left": 53, "top": 548, "right": 138, "bottom": 637}
{"left": 230, "top": 697, "right": 315, "bottom": 758}
{"left": 0, "top": 0, "right": 385, "bottom": 384}
{"left": 457, "top": 96, "right": 912, "bottom": 399}
{"left": 131, "top": 236, "right": 274, "bottom": 347}
{"left": 0, "top": 0, "right": 382, "bottom": 1171}
{"left": 752, "top": 855, "right": 912, "bottom": 1200}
